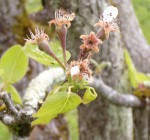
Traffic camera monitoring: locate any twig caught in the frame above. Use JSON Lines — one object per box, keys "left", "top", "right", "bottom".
{"left": 92, "top": 77, "right": 143, "bottom": 107}
{"left": 0, "top": 91, "right": 18, "bottom": 115}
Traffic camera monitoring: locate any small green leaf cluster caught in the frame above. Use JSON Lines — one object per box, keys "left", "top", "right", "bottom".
{"left": 32, "top": 78, "right": 97, "bottom": 125}
{"left": 124, "top": 49, "right": 150, "bottom": 98}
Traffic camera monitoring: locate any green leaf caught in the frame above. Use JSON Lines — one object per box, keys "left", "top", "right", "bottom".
{"left": 0, "top": 45, "right": 28, "bottom": 84}
{"left": 32, "top": 91, "right": 82, "bottom": 125}
{"left": 0, "top": 69, "right": 4, "bottom": 84}
{"left": 0, "top": 69, "right": 4, "bottom": 77}
{"left": 0, "top": 122, "right": 12, "bottom": 140}
{"left": 48, "top": 82, "right": 69, "bottom": 96}
{"left": 82, "top": 87, "right": 97, "bottom": 104}
{"left": 5, "top": 84, "right": 22, "bottom": 104}
{"left": 124, "top": 49, "right": 150, "bottom": 88}
{"left": 23, "top": 42, "right": 71, "bottom": 66}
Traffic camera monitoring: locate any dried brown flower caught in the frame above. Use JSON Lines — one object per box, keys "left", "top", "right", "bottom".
{"left": 67, "top": 59, "right": 92, "bottom": 82}
{"left": 80, "top": 32, "right": 102, "bottom": 53}
{"left": 25, "top": 27, "right": 49, "bottom": 44}
{"left": 49, "top": 9, "right": 75, "bottom": 29}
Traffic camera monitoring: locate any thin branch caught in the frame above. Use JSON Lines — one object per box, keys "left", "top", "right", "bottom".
{"left": 0, "top": 91, "right": 18, "bottom": 115}
{"left": 0, "top": 68, "right": 65, "bottom": 138}
{"left": 92, "top": 77, "right": 143, "bottom": 107}
{"left": 2, "top": 114, "right": 16, "bottom": 125}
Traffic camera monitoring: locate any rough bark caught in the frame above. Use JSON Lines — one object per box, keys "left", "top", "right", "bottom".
{"left": 113, "top": 0, "right": 150, "bottom": 73}
{"left": 0, "top": 0, "right": 31, "bottom": 49}
{"left": 113, "top": 1, "right": 150, "bottom": 140}
{"left": 0, "top": 0, "right": 149, "bottom": 139}
{"left": 29, "top": 0, "right": 150, "bottom": 139}
{"left": 37, "top": 0, "right": 134, "bottom": 140}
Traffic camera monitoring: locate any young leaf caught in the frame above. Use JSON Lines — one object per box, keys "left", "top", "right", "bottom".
{"left": 5, "top": 84, "right": 22, "bottom": 104}
{"left": 23, "top": 42, "right": 70, "bottom": 66}
{"left": 124, "top": 49, "right": 150, "bottom": 88}
{"left": 32, "top": 91, "right": 82, "bottom": 125}
{"left": 0, "top": 122, "right": 12, "bottom": 140}
{"left": 0, "top": 69, "right": 4, "bottom": 77}
{"left": 0, "top": 45, "right": 28, "bottom": 84}
{"left": 82, "top": 87, "right": 97, "bottom": 104}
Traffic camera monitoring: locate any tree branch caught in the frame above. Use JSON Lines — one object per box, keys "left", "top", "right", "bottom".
{"left": 0, "top": 91, "right": 18, "bottom": 115}
{"left": 0, "top": 67, "right": 65, "bottom": 139}
{"left": 92, "top": 77, "right": 143, "bottom": 107}
{"left": 23, "top": 67, "right": 65, "bottom": 114}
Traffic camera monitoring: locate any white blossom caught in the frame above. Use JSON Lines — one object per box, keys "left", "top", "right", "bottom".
{"left": 102, "top": 6, "right": 118, "bottom": 22}
{"left": 70, "top": 66, "right": 80, "bottom": 77}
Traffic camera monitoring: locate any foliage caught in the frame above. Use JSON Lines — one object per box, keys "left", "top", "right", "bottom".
{"left": 25, "top": 0, "right": 43, "bottom": 14}
{"left": 124, "top": 49, "right": 150, "bottom": 98}
{"left": 32, "top": 81, "right": 97, "bottom": 125}
{"left": 5, "top": 84, "right": 22, "bottom": 104}
{"left": 124, "top": 49, "right": 150, "bottom": 88}
{"left": 23, "top": 42, "right": 71, "bottom": 66}
{"left": 0, "top": 122, "right": 12, "bottom": 140}
{"left": 0, "top": 45, "right": 28, "bottom": 84}
{"left": 32, "top": 90, "right": 82, "bottom": 125}
{"left": 0, "top": 45, "right": 28, "bottom": 104}
{"left": 132, "top": 0, "right": 150, "bottom": 44}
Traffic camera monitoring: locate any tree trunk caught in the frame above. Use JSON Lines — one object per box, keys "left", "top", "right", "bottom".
{"left": 1, "top": 0, "right": 149, "bottom": 139}
{"left": 0, "top": 0, "right": 31, "bottom": 49}
{"left": 38, "top": 0, "right": 134, "bottom": 140}
{"left": 113, "top": 1, "right": 150, "bottom": 140}
{"left": 40, "top": 0, "right": 150, "bottom": 140}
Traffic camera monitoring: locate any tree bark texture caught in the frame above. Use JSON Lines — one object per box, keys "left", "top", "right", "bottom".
{"left": 113, "top": 1, "right": 150, "bottom": 140}
{"left": 40, "top": 0, "right": 150, "bottom": 140}
{"left": 40, "top": 0, "right": 135, "bottom": 140}
{"left": 0, "top": 0, "right": 149, "bottom": 139}
{"left": 0, "top": 0, "right": 32, "bottom": 50}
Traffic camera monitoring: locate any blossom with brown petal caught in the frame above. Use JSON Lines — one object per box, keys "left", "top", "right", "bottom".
{"left": 80, "top": 32, "right": 102, "bottom": 53}
{"left": 95, "top": 6, "right": 119, "bottom": 38}
{"left": 49, "top": 9, "right": 75, "bottom": 29}
{"left": 67, "top": 59, "right": 92, "bottom": 82}
{"left": 25, "top": 27, "right": 49, "bottom": 45}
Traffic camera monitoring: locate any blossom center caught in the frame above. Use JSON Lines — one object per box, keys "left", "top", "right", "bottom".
{"left": 88, "top": 40, "right": 93, "bottom": 45}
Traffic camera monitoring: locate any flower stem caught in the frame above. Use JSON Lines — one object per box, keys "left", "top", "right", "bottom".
{"left": 38, "top": 41, "right": 66, "bottom": 70}
{"left": 50, "top": 51, "right": 66, "bottom": 70}
{"left": 96, "top": 28, "right": 105, "bottom": 40}
{"left": 57, "top": 26, "right": 67, "bottom": 66}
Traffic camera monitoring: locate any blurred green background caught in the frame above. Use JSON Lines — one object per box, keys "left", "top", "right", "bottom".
{"left": 132, "top": 0, "right": 150, "bottom": 44}
{"left": 0, "top": 0, "right": 150, "bottom": 140}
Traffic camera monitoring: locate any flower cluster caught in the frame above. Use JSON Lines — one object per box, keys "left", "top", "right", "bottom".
{"left": 67, "top": 6, "right": 119, "bottom": 82}
{"left": 25, "top": 6, "right": 119, "bottom": 83}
